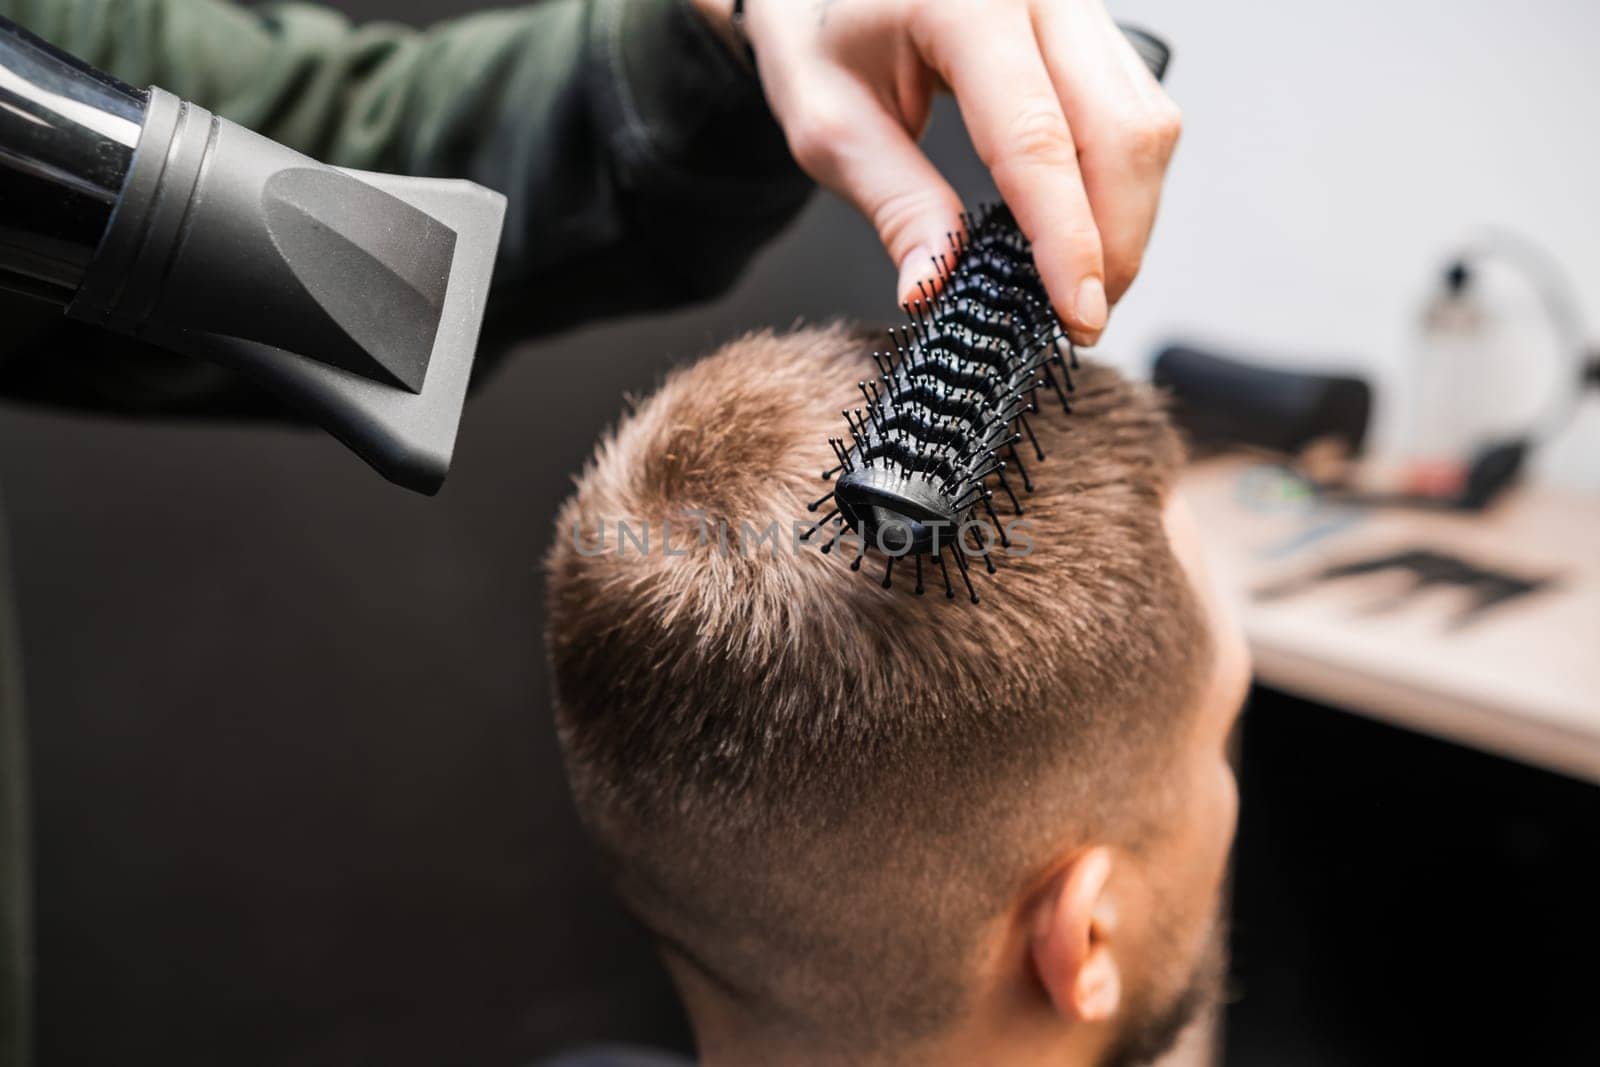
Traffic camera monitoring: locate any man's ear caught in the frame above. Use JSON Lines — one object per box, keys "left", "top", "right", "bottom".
{"left": 1029, "top": 847, "right": 1122, "bottom": 1023}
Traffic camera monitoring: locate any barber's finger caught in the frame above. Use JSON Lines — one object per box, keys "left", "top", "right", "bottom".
{"left": 918, "top": 1, "right": 1105, "bottom": 344}
{"left": 1035, "top": 2, "right": 1182, "bottom": 304}
{"left": 780, "top": 81, "right": 964, "bottom": 306}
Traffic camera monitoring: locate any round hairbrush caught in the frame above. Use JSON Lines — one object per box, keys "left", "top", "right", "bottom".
{"left": 803, "top": 203, "right": 1075, "bottom": 602}
{"left": 803, "top": 30, "right": 1168, "bottom": 601}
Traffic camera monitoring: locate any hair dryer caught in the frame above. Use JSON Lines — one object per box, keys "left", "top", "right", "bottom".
{"left": 0, "top": 17, "right": 506, "bottom": 494}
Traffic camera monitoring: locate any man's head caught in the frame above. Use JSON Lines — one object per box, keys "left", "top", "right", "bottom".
{"left": 545, "top": 326, "right": 1249, "bottom": 1066}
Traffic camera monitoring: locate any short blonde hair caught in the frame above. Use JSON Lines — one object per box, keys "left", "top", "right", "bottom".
{"left": 545, "top": 324, "right": 1207, "bottom": 1048}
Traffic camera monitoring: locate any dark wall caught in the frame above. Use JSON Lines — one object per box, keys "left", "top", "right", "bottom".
{"left": 0, "top": 2, "right": 996, "bottom": 1060}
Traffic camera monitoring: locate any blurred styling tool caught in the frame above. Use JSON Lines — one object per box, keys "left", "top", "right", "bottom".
{"left": 1391, "top": 233, "right": 1595, "bottom": 509}
{"left": 804, "top": 25, "right": 1170, "bottom": 603}
{"left": 1156, "top": 231, "right": 1599, "bottom": 514}
{"left": 0, "top": 17, "right": 506, "bottom": 494}
{"left": 1154, "top": 346, "right": 1372, "bottom": 460}
{"left": 1255, "top": 548, "right": 1560, "bottom": 631}
{"left": 1158, "top": 228, "right": 1600, "bottom": 518}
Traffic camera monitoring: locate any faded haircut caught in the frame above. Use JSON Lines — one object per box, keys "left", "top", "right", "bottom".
{"left": 544, "top": 324, "right": 1210, "bottom": 1050}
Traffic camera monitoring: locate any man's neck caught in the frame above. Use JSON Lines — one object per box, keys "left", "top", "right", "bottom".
{"left": 690, "top": 996, "right": 1113, "bottom": 1067}
{"left": 668, "top": 939, "right": 1116, "bottom": 1067}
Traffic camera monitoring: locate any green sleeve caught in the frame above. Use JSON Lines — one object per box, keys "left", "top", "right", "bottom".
{"left": 2, "top": 0, "right": 812, "bottom": 337}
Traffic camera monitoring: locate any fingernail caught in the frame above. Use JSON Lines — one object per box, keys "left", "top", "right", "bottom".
{"left": 1073, "top": 276, "right": 1108, "bottom": 334}
{"left": 897, "top": 246, "right": 933, "bottom": 305}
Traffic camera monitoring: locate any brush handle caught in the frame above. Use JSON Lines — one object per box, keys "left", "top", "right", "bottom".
{"left": 1118, "top": 24, "right": 1171, "bottom": 83}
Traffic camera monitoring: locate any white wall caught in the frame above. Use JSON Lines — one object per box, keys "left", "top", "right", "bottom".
{"left": 1106, "top": 0, "right": 1600, "bottom": 487}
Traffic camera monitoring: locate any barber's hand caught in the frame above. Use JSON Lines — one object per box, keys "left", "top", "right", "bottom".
{"left": 693, "top": 0, "right": 1181, "bottom": 346}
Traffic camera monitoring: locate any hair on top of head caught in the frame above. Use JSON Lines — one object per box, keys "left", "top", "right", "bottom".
{"left": 544, "top": 323, "right": 1209, "bottom": 1047}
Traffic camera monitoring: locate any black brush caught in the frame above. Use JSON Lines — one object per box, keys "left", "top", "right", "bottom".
{"left": 802, "top": 26, "right": 1170, "bottom": 601}
{"left": 803, "top": 203, "right": 1073, "bottom": 603}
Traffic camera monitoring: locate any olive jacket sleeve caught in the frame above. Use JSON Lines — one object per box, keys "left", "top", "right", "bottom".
{"left": 0, "top": 0, "right": 812, "bottom": 414}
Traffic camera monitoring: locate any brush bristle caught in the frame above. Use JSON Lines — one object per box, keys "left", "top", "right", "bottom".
{"left": 806, "top": 203, "right": 1076, "bottom": 603}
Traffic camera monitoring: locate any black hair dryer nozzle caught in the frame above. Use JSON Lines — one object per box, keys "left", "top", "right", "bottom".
{"left": 0, "top": 17, "right": 506, "bottom": 494}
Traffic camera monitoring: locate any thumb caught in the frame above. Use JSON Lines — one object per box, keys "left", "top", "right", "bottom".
{"left": 787, "top": 94, "right": 964, "bottom": 306}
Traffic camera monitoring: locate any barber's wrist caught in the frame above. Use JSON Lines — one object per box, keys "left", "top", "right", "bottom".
{"left": 602, "top": 0, "right": 803, "bottom": 191}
